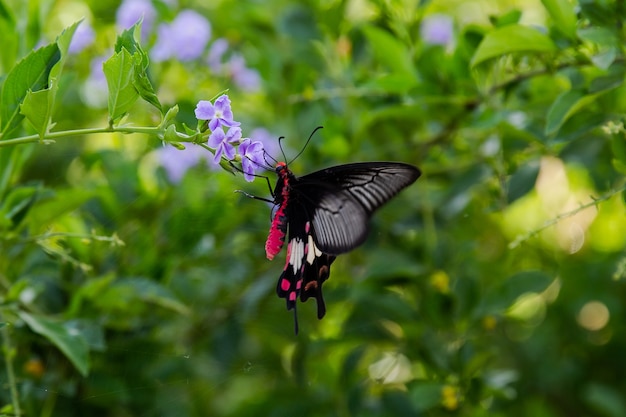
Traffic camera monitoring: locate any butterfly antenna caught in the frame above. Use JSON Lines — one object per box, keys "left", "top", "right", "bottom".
{"left": 287, "top": 126, "right": 323, "bottom": 166}
{"left": 278, "top": 136, "right": 288, "bottom": 164}
{"left": 263, "top": 149, "right": 278, "bottom": 167}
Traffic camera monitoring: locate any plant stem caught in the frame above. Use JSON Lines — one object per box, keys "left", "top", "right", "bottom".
{"left": 0, "top": 125, "right": 163, "bottom": 148}
{"left": 0, "top": 315, "right": 21, "bottom": 417}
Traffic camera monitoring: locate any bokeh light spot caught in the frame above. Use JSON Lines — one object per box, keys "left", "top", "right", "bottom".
{"left": 577, "top": 301, "right": 610, "bottom": 331}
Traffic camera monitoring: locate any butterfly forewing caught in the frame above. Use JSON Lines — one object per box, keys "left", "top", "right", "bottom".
{"left": 294, "top": 162, "right": 420, "bottom": 254}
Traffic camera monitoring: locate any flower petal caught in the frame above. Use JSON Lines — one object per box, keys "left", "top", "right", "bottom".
{"left": 208, "top": 127, "right": 225, "bottom": 148}
{"left": 195, "top": 100, "right": 215, "bottom": 120}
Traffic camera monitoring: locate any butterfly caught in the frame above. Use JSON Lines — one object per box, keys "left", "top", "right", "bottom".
{"left": 264, "top": 161, "right": 421, "bottom": 333}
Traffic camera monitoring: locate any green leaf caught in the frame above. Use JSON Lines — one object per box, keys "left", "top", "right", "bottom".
{"left": 0, "top": 142, "right": 34, "bottom": 201}
{"left": 104, "top": 48, "right": 140, "bottom": 124}
{"left": 112, "top": 278, "right": 191, "bottom": 315}
{"left": 611, "top": 134, "right": 626, "bottom": 174}
{"left": 366, "top": 73, "right": 421, "bottom": 94}
{"left": 545, "top": 89, "right": 597, "bottom": 135}
{"left": 19, "top": 311, "right": 90, "bottom": 376}
{"left": 577, "top": 27, "right": 619, "bottom": 46}
{"left": 133, "top": 63, "right": 162, "bottom": 113}
{"left": 114, "top": 22, "right": 143, "bottom": 55}
{"left": 366, "top": 248, "right": 426, "bottom": 280}
{"left": 489, "top": 9, "right": 522, "bottom": 27}
{"left": 408, "top": 382, "right": 444, "bottom": 412}
{"left": 56, "top": 20, "right": 81, "bottom": 56}
{"left": 17, "top": 21, "right": 80, "bottom": 139}
{"left": 507, "top": 160, "right": 540, "bottom": 204}
{"left": 0, "top": 184, "right": 40, "bottom": 229}
{"left": 577, "top": 27, "right": 619, "bottom": 69}
{"left": 589, "top": 63, "right": 625, "bottom": 93}
{"left": 612, "top": 158, "right": 626, "bottom": 176}
{"left": 21, "top": 89, "right": 54, "bottom": 137}
{"left": 114, "top": 22, "right": 162, "bottom": 113}
{"left": 541, "top": 0, "right": 578, "bottom": 40}
{"left": 471, "top": 24, "right": 557, "bottom": 67}
{"left": 381, "top": 391, "right": 418, "bottom": 415}
{"left": 67, "top": 274, "right": 117, "bottom": 316}
{"left": 590, "top": 48, "right": 617, "bottom": 70}
{"left": 0, "top": 43, "right": 60, "bottom": 137}
{"left": 0, "top": 0, "right": 17, "bottom": 73}
{"left": 362, "top": 25, "right": 417, "bottom": 88}
{"left": 482, "top": 271, "right": 553, "bottom": 313}
{"left": 583, "top": 383, "right": 626, "bottom": 417}
{"left": 26, "top": 188, "right": 94, "bottom": 232}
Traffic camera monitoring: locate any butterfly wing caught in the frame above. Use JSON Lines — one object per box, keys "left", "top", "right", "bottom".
{"left": 294, "top": 162, "right": 421, "bottom": 254}
{"left": 273, "top": 161, "right": 420, "bottom": 333}
{"left": 299, "top": 252, "right": 336, "bottom": 319}
{"left": 275, "top": 205, "right": 332, "bottom": 333}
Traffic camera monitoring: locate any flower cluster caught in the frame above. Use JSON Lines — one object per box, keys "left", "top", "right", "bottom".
{"left": 151, "top": 9, "right": 211, "bottom": 62}
{"left": 113, "top": 0, "right": 261, "bottom": 90}
{"left": 67, "top": 1, "right": 269, "bottom": 184}
{"left": 158, "top": 94, "right": 267, "bottom": 183}
{"left": 196, "top": 95, "right": 265, "bottom": 182}
{"left": 207, "top": 39, "right": 261, "bottom": 92}
{"left": 72, "top": 1, "right": 262, "bottom": 109}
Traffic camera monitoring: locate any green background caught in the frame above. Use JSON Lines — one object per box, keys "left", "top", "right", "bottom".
{"left": 2, "top": 0, "right": 626, "bottom": 416}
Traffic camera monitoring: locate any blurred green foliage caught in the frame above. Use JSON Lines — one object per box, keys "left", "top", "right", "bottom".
{"left": 2, "top": 0, "right": 626, "bottom": 416}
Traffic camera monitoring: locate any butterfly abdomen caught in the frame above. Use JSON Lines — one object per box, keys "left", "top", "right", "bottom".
{"left": 265, "top": 162, "right": 290, "bottom": 260}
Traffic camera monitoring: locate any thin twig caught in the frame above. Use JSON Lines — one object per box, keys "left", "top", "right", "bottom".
{"left": 0, "top": 126, "right": 163, "bottom": 148}
{"left": 25, "top": 232, "right": 125, "bottom": 246}
{"left": 509, "top": 184, "right": 626, "bottom": 249}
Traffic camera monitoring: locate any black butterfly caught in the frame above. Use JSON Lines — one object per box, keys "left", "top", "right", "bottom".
{"left": 264, "top": 161, "right": 421, "bottom": 333}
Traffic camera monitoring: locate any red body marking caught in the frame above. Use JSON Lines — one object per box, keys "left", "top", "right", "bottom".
{"left": 265, "top": 162, "right": 289, "bottom": 260}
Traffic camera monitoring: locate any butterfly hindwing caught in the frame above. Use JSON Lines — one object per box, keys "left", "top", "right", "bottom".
{"left": 275, "top": 211, "right": 332, "bottom": 332}
{"left": 300, "top": 250, "right": 336, "bottom": 319}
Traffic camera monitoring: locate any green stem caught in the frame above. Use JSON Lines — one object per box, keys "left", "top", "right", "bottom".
{"left": 0, "top": 315, "right": 21, "bottom": 417}
{"left": 17, "top": 232, "right": 124, "bottom": 246}
{"left": 0, "top": 125, "right": 164, "bottom": 148}
{"left": 509, "top": 182, "right": 626, "bottom": 249}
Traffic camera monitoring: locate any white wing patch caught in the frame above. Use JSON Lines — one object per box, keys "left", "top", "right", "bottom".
{"left": 289, "top": 237, "right": 304, "bottom": 275}
{"left": 307, "top": 233, "right": 322, "bottom": 264}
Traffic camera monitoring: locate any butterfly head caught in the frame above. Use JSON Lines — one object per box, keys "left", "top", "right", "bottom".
{"left": 275, "top": 161, "right": 287, "bottom": 173}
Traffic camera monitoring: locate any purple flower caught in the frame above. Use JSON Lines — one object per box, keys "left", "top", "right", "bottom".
{"left": 208, "top": 126, "right": 241, "bottom": 162}
{"left": 207, "top": 40, "right": 262, "bottom": 90}
{"left": 195, "top": 95, "right": 240, "bottom": 131}
{"left": 68, "top": 21, "right": 95, "bottom": 54}
{"left": 229, "top": 54, "right": 261, "bottom": 92}
{"left": 420, "top": 14, "right": 454, "bottom": 47}
{"left": 116, "top": 0, "right": 156, "bottom": 40}
{"left": 207, "top": 38, "right": 229, "bottom": 72}
{"left": 151, "top": 9, "right": 211, "bottom": 62}
{"left": 249, "top": 128, "right": 279, "bottom": 160}
{"left": 239, "top": 139, "right": 265, "bottom": 182}
{"left": 158, "top": 144, "right": 207, "bottom": 183}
